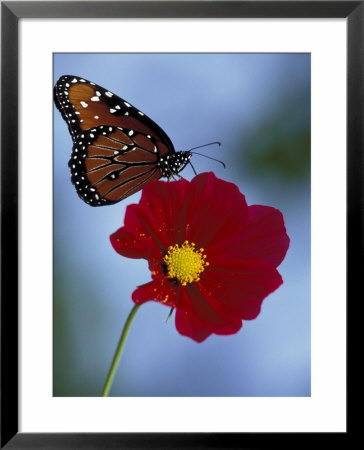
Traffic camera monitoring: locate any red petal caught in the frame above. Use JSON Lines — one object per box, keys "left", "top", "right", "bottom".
{"left": 110, "top": 207, "right": 159, "bottom": 260}
{"left": 175, "top": 308, "right": 212, "bottom": 342}
{"left": 110, "top": 228, "right": 153, "bottom": 260}
{"left": 181, "top": 173, "right": 249, "bottom": 248}
{"left": 139, "top": 178, "right": 189, "bottom": 245}
{"left": 202, "top": 259, "right": 283, "bottom": 319}
{"left": 132, "top": 279, "right": 177, "bottom": 308}
{"left": 209, "top": 205, "right": 290, "bottom": 268}
{"left": 175, "top": 284, "right": 242, "bottom": 342}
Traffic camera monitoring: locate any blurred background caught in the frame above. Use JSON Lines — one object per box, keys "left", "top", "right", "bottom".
{"left": 53, "top": 53, "right": 310, "bottom": 397}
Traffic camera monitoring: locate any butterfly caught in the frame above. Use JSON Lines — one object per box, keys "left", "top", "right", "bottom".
{"left": 54, "top": 75, "right": 193, "bottom": 206}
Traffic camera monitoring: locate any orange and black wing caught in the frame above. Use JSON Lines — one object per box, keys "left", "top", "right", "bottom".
{"left": 54, "top": 75, "right": 174, "bottom": 154}
{"left": 54, "top": 75, "right": 180, "bottom": 206}
{"left": 69, "top": 125, "right": 164, "bottom": 206}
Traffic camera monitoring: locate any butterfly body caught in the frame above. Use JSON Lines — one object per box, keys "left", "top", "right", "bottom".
{"left": 54, "top": 75, "right": 191, "bottom": 206}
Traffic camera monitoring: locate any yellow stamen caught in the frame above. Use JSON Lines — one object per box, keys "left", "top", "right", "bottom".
{"left": 163, "top": 240, "right": 208, "bottom": 286}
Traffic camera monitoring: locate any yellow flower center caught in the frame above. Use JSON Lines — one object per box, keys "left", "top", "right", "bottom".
{"left": 163, "top": 240, "right": 208, "bottom": 286}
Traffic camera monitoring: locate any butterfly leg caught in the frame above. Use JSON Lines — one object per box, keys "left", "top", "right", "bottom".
{"left": 168, "top": 174, "right": 182, "bottom": 181}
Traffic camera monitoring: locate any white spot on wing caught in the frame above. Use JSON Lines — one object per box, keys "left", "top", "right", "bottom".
{"left": 80, "top": 101, "right": 88, "bottom": 108}
{"left": 90, "top": 96, "right": 99, "bottom": 102}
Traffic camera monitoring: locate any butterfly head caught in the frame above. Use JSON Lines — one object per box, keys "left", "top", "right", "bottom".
{"left": 158, "top": 151, "right": 192, "bottom": 178}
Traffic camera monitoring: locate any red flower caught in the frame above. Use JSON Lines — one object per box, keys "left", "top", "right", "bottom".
{"left": 110, "top": 172, "right": 290, "bottom": 342}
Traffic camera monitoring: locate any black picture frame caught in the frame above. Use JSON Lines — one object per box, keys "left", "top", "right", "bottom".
{"left": 1, "top": 1, "right": 358, "bottom": 448}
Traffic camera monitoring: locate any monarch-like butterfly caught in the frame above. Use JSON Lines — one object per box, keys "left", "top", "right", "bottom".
{"left": 54, "top": 75, "right": 193, "bottom": 207}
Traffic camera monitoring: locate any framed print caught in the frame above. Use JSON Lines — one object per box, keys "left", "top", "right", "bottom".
{"left": 1, "top": 1, "right": 359, "bottom": 448}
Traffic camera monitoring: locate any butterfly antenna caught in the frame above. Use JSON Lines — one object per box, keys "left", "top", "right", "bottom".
{"left": 191, "top": 151, "right": 226, "bottom": 169}
{"left": 189, "top": 160, "right": 198, "bottom": 175}
{"left": 188, "top": 141, "right": 221, "bottom": 152}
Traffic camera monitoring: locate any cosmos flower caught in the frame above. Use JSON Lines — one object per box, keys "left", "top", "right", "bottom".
{"left": 110, "top": 172, "right": 290, "bottom": 342}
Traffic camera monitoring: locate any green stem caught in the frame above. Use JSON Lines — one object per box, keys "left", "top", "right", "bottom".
{"left": 101, "top": 303, "right": 141, "bottom": 397}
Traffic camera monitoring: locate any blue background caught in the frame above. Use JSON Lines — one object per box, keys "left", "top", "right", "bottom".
{"left": 54, "top": 54, "right": 310, "bottom": 397}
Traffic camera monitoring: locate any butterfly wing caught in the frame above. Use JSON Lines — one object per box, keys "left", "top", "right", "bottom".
{"left": 70, "top": 125, "right": 163, "bottom": 206}
{"left": 54, "top": 75, "right": 180, "bottom": 206}
{"left": 54, "top": 75, "right": 175, "bottom": 156}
